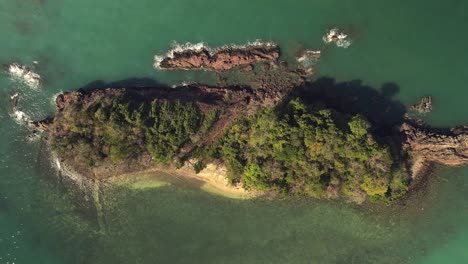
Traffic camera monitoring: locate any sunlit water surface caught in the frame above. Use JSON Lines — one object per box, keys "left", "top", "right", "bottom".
{"left": 1, "top": 0, "right": 468, "bottom": 263}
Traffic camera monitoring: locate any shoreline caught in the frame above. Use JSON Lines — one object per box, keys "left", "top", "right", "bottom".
{"left": 106, "top": 164, "right": 256, "bottom": 200}
{"left": 52, "top": 147, "right": 255, "bottom": 200}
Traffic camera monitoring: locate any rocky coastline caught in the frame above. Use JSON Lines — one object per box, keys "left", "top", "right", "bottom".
{"left": 401, "top": 122, "right": 468, "bottom": 178}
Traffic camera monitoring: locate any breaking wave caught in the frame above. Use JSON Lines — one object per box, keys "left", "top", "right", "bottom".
{"left": 323, "top": 28, "right": 352, "bottom": 48}
{"left": 297, "top": 50, "right": 321, "bottom": 63}
{"left": 7, "top": 62, "right": 41, "bottom": 89}
{"left": 297, "top": 50, "right": 321, "bottom": 74}
{"left": 11, "top": 109, "right": 31, "bottom": 124}
{"left": 8, "top": 92, "right": 41, "bottom": 141}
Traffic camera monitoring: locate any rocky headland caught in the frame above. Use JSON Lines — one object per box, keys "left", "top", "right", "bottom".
{"left": 401, "top": 122, "right": 468, "bottom": 178}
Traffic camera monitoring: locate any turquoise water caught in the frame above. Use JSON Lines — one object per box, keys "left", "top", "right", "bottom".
{"left": 1, "top": 0, "right": 468, "bottom": 263}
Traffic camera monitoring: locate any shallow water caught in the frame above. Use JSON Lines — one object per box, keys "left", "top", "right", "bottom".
{"left": 1, "top": 0, "right": 468, "bottom": 263}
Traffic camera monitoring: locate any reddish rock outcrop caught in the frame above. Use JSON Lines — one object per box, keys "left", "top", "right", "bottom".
{"left": 55, "top": 92, "right": 78, "bottom": 110}
{"left": 33, "top": 118, "right": 53, "bottom": 131}
{"left": 401, "top": 122, "right": 468, "bottom": 177}
{"left": 240, "top": 64, "right": 254, "bottom": 73}
{"left": 156, "top": 45, "right": 280, "bottom": 71}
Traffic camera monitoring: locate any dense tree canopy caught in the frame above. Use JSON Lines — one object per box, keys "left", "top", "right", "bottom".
{"left": 51, "top": 94, "right": 205, "bottom": 165}
{"left": 215, "top": 99, "right": 409, "bottom": 201}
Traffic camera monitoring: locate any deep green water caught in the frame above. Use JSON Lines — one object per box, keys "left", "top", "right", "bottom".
{"left": 1, "top": 0, "right": 468, "bottom": 263}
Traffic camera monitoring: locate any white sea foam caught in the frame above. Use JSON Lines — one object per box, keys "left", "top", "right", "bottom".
{"left": 218, "top": 39, "right": 277, "bottom": 51}
{"left": 51, "top": 91, "right": 62, "bottom": 106}
{"left": 154, "top": 40, "right": 277, "bottom": 69}
{"left": 171, "top": 81, "right": 193, "bottom": 88}
{"left": 323, "top": 28, "right": 352, "bottom": 48}
{"left": 297, "top": 50, "right": 321, "bottom": 63}
{"left": 153, "top": 55, "right": 165, "bottom": 69}
{"left": 297, "top": 50, "right": 321, "bottom": 74}
{"left": 9, "top": 94, "right": 41, "bottom": 141}
{"left": 153, "top": 42, "right": 208, "bottom": 69}
{"left": 336, "top": 38, "right": 352, "bottom": 48}
{"left": 11, "top": 109, "right": 33, "bottom": 127}
{"left": 10, "top": 109, "right": 38, "bottom": 141}
{"left": 55, "top": 156, "right": 62, "bottom": 171}
{"left": 7, "top": 63, "right": 41, "bottom": 89}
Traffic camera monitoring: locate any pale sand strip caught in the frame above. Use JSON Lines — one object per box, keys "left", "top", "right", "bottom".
{"left": 108, "top": 162, "right": 256, "bottom": 200}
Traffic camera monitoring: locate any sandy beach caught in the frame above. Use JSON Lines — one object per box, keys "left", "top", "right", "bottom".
{"left": 109, "top": 163, "right": 256, "bottom": 199}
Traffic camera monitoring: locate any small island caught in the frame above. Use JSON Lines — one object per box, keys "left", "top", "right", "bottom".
{"left": 34, "top": 43, "right": 468, "bottom": 204}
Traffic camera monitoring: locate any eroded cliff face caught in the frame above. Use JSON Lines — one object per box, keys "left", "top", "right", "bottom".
{"left": 156, "top": 45, "right": 280, "bottom": 71}
{"left": 400, "top": 122, "right": 468, "bottom": 176}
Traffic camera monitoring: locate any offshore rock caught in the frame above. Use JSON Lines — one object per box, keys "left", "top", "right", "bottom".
{"left": 155, "top": 44, "right": 280, "bottom": 71}
{"left": 411, "top": 96, "right": 432, "bottom": 113}
{"left": 323, "top": 28, "right": 352, "bottom": 48}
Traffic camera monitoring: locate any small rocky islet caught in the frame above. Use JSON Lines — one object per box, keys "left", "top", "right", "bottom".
{"left": 154, "top": 42, "right": 280, "bottom": 71}
{"left": 33, "top": 41, "right": 468, "bottom": 204}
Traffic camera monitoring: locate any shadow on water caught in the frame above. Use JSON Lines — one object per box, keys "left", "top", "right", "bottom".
{"left": 291, "top": 77, "right": 407, "bottom": 130}
{"left": 79, "top": 78, "right": 168, "bottom": 91}
{"left": 78, "top": 76, "right": 408, "bottom": 129}
{"left": 0, "top": 196, "right": 9, "bottom": 214}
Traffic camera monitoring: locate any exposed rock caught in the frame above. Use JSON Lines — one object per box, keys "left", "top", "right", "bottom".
{"left": 240, "top": 64, "right": 254, "bottom": 73}
{"left": 323, "top": 28, "right": 352, "bottom": 48}
{"left": 55, "top": 88, "right": 125, "bottom": 112}
{"left": 411, "top": 96, "right": 432, "bottom": 113}
{"left": 400, "top": 122, "right": 468, "bottom": 177}
{"left": 55, "top": 92, "right": 76, "bottom": 111}
{"left": 452, "top": 125, "right": 468, "bottom": 135}
{"left": 297, "top": 50, "right": 321, "bottom": 64}
{"left": 155, "top": 44, "right": 280, "bottom": 71}
{"left": 295, "top": 50, "right": 321, "bottom": 76}
{"left": 33, "top": 118, "right": 53, "bottom": 131}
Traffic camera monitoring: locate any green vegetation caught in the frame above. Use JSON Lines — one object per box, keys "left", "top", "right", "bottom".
{"left": 50, "top": 91, "right": 409, "bottom": 202}
{"left": 212, "top": 99, "right": 409, "bottom": 201}
{"left": 51, "top": 92, "right": 204, "bottom": 165}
